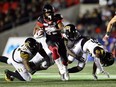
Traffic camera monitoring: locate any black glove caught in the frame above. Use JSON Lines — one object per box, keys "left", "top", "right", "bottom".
{"left": 29, "top": 69, "right": 36, "bottom": 75}
{"left": 76, "top": 56, "right": 85, "bottom": 62}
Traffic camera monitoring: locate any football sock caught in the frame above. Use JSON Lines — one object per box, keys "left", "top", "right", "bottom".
{"left": 54, "top": 58, "right": 64, "bottom": 74}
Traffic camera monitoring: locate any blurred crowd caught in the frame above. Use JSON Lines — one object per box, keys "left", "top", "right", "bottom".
{"left": 0, "top": 0, "right": 115, "bottom": 56}
{"left": 76, "top": 2, "right": 115, "bottom": 38}
{"left": 75, "top": 0, "right": 116, "bottom": 57}
{"left": 0, "top": 0, "right": 43, "bottom": 32}
{"left": 0, "top": 0, "right": 80, "bottom": 32}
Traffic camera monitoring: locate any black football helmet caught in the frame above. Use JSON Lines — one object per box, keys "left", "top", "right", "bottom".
{"left": 64, "top": 24, "right": 81, "bottom": 41}
{"left": 25, "top": 38, "right": 38, "bottom": 50}
{"left": 101, "top": 52, "right": 115, "bottom": 67}
{"left": 43, "top": 4, "right": 54, "bottom": 20}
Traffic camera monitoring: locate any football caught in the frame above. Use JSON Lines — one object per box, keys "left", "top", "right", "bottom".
{"left": 34, "top": 29, "right": 44, "bottom": 38}
{"left": 37, "top": 29, "right": 44, "bottom": 36}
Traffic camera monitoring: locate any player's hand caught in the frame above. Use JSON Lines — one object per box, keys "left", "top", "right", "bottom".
{"left": 102, "top": 71, "right": 110, "bottom": 78}
{"left": 93, "top": 74, "right": 98, "bottom": 80}
{"left": 102, "top": 34, "right": 109, "bottom": 41}
{"left": 76, "top": 56, "right": 85, "bottom": 62}
{"left": 29, "top": 69, "right": 36, "bottom": 75}
{"left": 80, "top": 57, "right": 86, "bottom": 62}
{"left": 34, "top": 30, "right": 44, "bottom": 38}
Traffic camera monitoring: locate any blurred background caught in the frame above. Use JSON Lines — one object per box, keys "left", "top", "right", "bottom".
{"left": 0, "top": 0, "right": 115, "bottom": 58}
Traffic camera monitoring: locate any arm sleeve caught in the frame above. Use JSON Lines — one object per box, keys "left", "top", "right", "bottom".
{"left": 54, "top": 14, "right": 63, "bottom": 23}
{"left": 94, "top": 57, "right": 104, "bottom": 72}
{"left": 36, "top": 16, "right": 44, "bottom": 28}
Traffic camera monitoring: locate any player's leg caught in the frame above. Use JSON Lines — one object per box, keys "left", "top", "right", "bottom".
{"left": 68, "top": 58, "right": 86, "bottom": 73}
{"left": 0, "top": 56, "right": 13, "bottom": 65}
{"left": 58, "top": 39, "right": 70, "bottom": 80}
{"left": 49, "top": 45, "right": 65, "bottom": 74}
{"left": 58, "top": 39, "right": 68, "bottom": 66}
{"left": 5, "top": 69, "right": 25, "bottom": 81}
{"left": 0, "top": 56, "right": 8, "bottom": 64}
{"left": 5, "top": 59, "right": 32, "bottom": 81}
{"left": 68, "top": 41, "right": 85, "bottom": 73}
{"left": 37, "top": 43, "right": 51, "bottom": 66}
{"left": 49, "top": 45, "right": 66, "bottom": 80}
{"left": 47, "top": 40, "right": 67, "bottom": 80}
{"left": 29, "top": 53, "right": 48, "bottom": 73}
{"left": 31, "top": 53, "right": 54, "bottom": 70}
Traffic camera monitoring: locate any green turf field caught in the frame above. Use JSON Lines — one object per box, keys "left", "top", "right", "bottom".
{"left": 0, "top": 62, "right": 116, "bottom": 87}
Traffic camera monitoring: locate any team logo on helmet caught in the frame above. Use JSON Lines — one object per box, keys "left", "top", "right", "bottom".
{"left": 64, "top": 24, "right": 80, "bottom": 41}
{"left": 25, "top": 38, "right": 37, "bottom": 50}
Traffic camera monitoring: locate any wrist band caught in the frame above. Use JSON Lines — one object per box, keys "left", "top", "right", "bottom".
{"left": 106, "top": 32, "right": 110, "bottom": 36}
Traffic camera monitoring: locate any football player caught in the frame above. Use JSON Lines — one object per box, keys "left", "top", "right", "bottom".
{"left": 33, "top": 4, "right": 69, "bottom": 81}
{"left": 3, "top": 37, "right": 52, "bottom": 81}
{"left": 63, "top": 24, "right": 115, "bottom": 80}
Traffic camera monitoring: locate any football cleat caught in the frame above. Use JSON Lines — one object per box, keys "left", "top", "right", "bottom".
{"left": 59, "top": 71, "right": 65, "bottom": 81}
{"left": 63, "top": 65, "right": 70, "bottom": 81}
{"left": 64, "top": 71, "right": 70, "bottom": 81}
{"left": 60, "top": 72, "right": 70, "bottom": 81}
{"left": 60, "top": 73, "right": 65, "bottom": 81}
{"left": 4, "top": 69, "right": 14, "bottom": 82}
{"left": 59, "top": 66, "right": 70, "bottom": 81}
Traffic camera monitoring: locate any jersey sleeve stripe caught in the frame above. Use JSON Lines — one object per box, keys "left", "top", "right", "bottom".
{"left": 57, "top": 20, "right": 62, "bottom": 24}
{"left": 36, "top": 22, "right": 43, "bottom": 27}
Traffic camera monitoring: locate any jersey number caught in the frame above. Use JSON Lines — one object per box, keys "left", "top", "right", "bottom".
{"left": 90, "top": 39, "right": 101, "bottom": 46}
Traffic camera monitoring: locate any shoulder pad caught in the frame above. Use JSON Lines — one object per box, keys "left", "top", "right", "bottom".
{"left": 37, "top": 15, "right": 44, "bottom": 23}
{"left": 54, "top": 14, "right": 63, "bottom": 21}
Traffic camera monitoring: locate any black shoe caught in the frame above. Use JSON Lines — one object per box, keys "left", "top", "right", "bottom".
{"left": 4, "top": 69, "right": 14, "bottom": 82}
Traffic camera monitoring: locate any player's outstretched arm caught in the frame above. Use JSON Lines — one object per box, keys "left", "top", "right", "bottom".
{"left": 103, "top": 15, "right": 116, "bottom": 41}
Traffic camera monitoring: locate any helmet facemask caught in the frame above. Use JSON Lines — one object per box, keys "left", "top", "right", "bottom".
{"left": 44, "top": 12, "right": 54, "bottom": 21}
{"left": 65, "top": 30, "right": 77, "bottom": 41}
{"left": 64, "top": 24, "right": 80, "bottom": 41}
{"left": 102, "top": 52, "right": 115, "bottom": 67}
{"left": 43, "top": 4, "right": 54, "bottom": 21}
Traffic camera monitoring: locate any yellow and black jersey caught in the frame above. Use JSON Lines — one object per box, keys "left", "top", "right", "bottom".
{"left": 12, "top": 44, "right": 36, "bottom": 63}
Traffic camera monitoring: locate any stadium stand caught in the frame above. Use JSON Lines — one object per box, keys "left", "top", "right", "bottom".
{"left": 0, "top": 0, "right": 115, "bottom": 57}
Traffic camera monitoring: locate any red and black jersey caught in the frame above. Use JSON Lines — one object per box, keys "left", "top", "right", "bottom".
{"left": 36, "top": 14, "right": 63, "bottom": 41}
{"left": 36, "top": 14, "right": 63, "bottom": 27}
